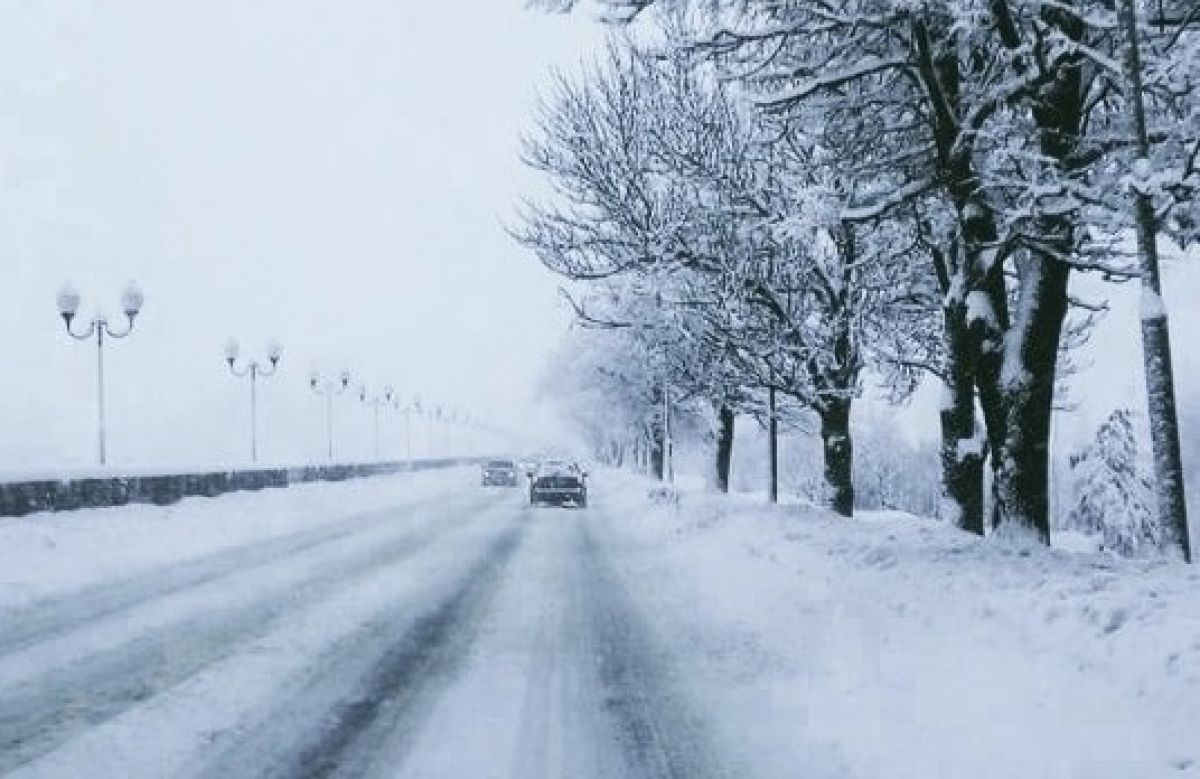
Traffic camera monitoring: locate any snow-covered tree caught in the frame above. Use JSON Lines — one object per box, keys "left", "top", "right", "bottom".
{"left": 1067, "top": 409, "right": 1163, "bottom": 557}
{"left": 527, "top": 0, "right": 1200, "bottom": 546}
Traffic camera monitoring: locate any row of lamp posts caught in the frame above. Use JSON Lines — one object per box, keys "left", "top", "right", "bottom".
{"left": 55, "top": 283, "right": 483, "bottom": 466}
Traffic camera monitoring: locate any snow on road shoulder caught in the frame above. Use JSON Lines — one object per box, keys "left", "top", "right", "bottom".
{"left": 0, "top": 468, "right": 472, "bottom": 609}
{"left": 593, "top": 471, "right": 1200, "bottom": 779}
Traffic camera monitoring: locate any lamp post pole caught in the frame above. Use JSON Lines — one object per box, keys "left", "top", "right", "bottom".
{"left": 224, "top": 339, "right": 283, "bottom": 463}
{"left": 56, "top": 283, "right": 144, "bottom": 466}
{"left": 395, "top": 399, "right": 414, "bottom": 461}
{"left": 411, "top": 396, "right": 426, "bottom": 458}
{"left": 360, "top": 385, "right": 394, "bottom": 461}
{"left": 310, "top": 369, "right": 351, "bottom": 461}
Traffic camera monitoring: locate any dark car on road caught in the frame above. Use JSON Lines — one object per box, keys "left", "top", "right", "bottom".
{"left": 529, "top": 467, "right": 588, "bottom": 508}
{"left": 481, "top": 459, "right": 519, "bottom": 487}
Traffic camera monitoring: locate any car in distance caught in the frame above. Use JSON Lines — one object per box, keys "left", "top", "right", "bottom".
{"left": 529, "top": 466, "right": 588, "bottom": 508}
{"left": 481, "top": 459, "right": 519, "bottom": 487}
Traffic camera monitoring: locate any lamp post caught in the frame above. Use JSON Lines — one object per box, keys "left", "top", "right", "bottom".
{"left": 224, "top": 338, "right": 283, "bottom": 463}
{"left": 310, "top": 369, "right": 351, "bottom": 461}
{"left": 393, "top": 397, "right": 414, "bottom": 461}
{"left": 435, "top": 405, "right": 445, "bottom": 458}
{"left": 56, "top": 282, "right": 144, "bottom": 466}
{"left": 359, "top": 384, "right": 393, "bottom": 461}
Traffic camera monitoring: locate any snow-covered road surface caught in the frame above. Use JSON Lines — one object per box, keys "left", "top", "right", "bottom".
{"left": 0, "top": 471, "right": 728, "bottom": 778}
{"left": 5, "top": 468, "right": 1200, "bottom": 778}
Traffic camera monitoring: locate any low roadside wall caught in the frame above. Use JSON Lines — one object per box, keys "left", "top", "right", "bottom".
{"left": 0, "top": 459, "right": 477, "bottom": 518}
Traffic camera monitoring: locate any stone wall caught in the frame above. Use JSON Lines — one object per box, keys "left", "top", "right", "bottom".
{"left": 0, "top": 459, "right": 474, "bottom": 518}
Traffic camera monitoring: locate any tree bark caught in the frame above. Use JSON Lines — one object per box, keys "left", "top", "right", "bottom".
{"left": 990, "top": 258, "right": 1070, "bottom": 543}
{"left": 715, "top": 404, "right": 735, "bottom": 493}
{"left": 649, "top": 421, "right": 665, "bottom": 481}
{"left": 940, "top": 298, "right": 986, "bottom": 533}
{"left": 819, "top": 396, "right": 854, "bottom": 517}
{"left": 986, "top": 1, "right": 1083, "bottom": 543}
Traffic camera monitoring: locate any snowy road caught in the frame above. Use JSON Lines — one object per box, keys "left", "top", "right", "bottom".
{"left": 0, "top": 474, "right": 726, "bottom": 779}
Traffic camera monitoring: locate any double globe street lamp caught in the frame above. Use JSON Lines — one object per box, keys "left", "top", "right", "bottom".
{"left": 56, "top": 282, "right": 145, "bottom": 465}
{"left": 224, "top": 339, "right": 283, "bottom": 463}
{"left": 359, "top": 384, "right": 394, "bottom": 460}
{"left": 393, "top": 395, "right": 416, "bottom": 461}
{"left": 310, "top": 369, "right": 351, "bottom": 461}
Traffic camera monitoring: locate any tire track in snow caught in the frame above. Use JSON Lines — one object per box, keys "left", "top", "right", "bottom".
{"left": 198, "top": 512, "right": 527, "bottom": 779}
{"left": 0, "top": 492, "right": 506, "bottom": 773}
{"left": 504, "top": 511, "right": 627, "bottom": 779}
{"left": 0, "top": 489, "right": 479, "bottom": 657}
{"left": 579, "top": 520, "right": 729, "bottom": 779}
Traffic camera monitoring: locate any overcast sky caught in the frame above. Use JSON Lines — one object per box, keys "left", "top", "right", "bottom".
{"left": 0, "top": 2, "right": 604, "bottom": 471}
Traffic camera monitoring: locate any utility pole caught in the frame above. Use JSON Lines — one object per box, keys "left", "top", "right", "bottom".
{"left": 768, "top": 386, "right": 779, "bottom": 504}
{"left": 1119, "top": 0, "right": 1192, "bottom": 562}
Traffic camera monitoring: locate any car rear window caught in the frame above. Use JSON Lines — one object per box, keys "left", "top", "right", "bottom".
{"left": 537, "top": 475, "right": 581, "bottom": 488}
{"left": 487, "top": 461, "right": 514, "bottom": 468}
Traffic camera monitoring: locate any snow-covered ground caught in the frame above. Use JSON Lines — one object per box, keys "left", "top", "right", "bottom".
{"left": 599, "top": 475, "right": 1200, "bottom": 778}
{"left": 2, "top": 468, "right": 1198, "bottom": 778}
{"left": 0, "top": 467, "right": 470, "bottom": 609}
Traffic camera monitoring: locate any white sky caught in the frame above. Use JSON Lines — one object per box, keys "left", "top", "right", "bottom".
{"left": 0, "top": 2, "right": 604, "bottom": 471}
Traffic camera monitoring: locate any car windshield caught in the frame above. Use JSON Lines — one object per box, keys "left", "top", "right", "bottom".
{"left": 486, "top": 461, "right": 513, "bottom": 469}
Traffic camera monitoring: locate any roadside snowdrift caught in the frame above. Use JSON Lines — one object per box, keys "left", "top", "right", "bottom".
{"left": 0, "top": 468, "right": 469, "bottom": 610}
{"left": 599, "top": 473, "right": 1200, "bottom": 779}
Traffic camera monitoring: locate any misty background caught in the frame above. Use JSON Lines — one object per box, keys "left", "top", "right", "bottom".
{"left": 0, "top": 2, "right": 601, "bottom": 471}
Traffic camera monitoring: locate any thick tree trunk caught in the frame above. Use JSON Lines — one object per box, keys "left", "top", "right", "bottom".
{"left": 649, "top": 421, "right": 665, "bottom": 481}
{"left": 818, "top": 396, "right": 854, "bottom": 517}
{"left": 715, "top": 404, "right": 735, "bottom": 493}
{"left": 986, "top": 1, "right": 1083, "bottom": 544}
{"left": 991, "top": 258, "right": 1070, "bottom": 543}
{"left": 940, "top": 300, "right": 986, "bottom": 533}
{"left": 768, "top": 388, "right": 779, "bottom": 504}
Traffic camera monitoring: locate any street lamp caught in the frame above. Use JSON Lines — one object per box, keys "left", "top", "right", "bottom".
{"left": 392, "top": 395, "right": 414, "bottom": 461}
{"left": 224, "top": 338, "right": 283, "bottom": 463}
{"left": 359, "top": 384, "right": 394, "bottom": 461}
{"left": 411, "top": 395, "right": 426, "bottom": 458}
{"left": 310, "top": 368, "right": 351, "bottom": 461}
{"left": 56, "top": 282, "right": 144, "bottom": 465}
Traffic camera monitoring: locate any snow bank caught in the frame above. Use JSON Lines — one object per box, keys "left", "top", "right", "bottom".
{"left": 597, "top": 472, "right": 1200, "bottom": 778}
{"left": 0, "top": 468, "right": 471, "bottom": 609}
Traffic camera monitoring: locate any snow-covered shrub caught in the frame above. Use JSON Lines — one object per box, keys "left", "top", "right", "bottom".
{"left": 1067, "top": 409, "right": 1163, "bottom": 557}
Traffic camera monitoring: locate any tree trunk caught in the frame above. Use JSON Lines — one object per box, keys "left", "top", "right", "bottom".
{"left": 768, "top": 387, "right": 779, "bottom": 504}
{"left": 990, "top": 258, "right": 1070, "bottom": 543}
{"left": 818, "top": 396, "right": 854, "bottom": 517}
{"left": 649, "top": 422, "right": 665, "bottom": 481}
{"left": 715, "top": 404, "right": 735, "bottom": 493}
{"left": 986, "top": 1, "right": 1083, "bottom": 543}
{"left": 940, "top": 300, "right": 986, "bottom": 533}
